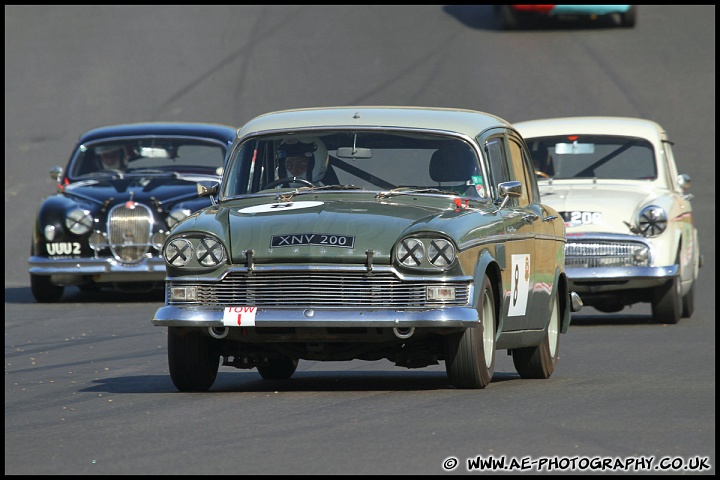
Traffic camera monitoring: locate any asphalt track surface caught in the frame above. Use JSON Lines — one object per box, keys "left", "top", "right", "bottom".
{"left": 5, "top": 5, "right": 715, "bottom": 475}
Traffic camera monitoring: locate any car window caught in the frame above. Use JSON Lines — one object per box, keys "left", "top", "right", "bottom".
{"left": 71, "top": 139, "right": 226, "bottom": 177}
{"left": 525, "top": 135, "right": 657, "bottom": 180}
{"left": 507, "top": 138, "right": 531, "bottom": 207}
{"left": 484, "top": 137, "right": 510, "bottom": 200}
{"left": 662, "top": 141, "right": 681, "bottom": 192}
{"left": 224, "top": 132, "right": 486, "bottom": 198}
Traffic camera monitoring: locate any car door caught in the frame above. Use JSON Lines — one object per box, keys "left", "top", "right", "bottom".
{"left": 485, "top": 134, "right": 534, "bottom": 332}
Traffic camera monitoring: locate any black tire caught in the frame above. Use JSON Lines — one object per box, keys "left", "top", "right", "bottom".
{"left": 512, "top": 288, "right": 561, "bottom": 379}
{"left": 257, "top": 356, "right": 299, "bottom": 380}
{"left": 167, "top": 327, "right": 220, "bottom": 392}
{"left": 619, "top": 5, "right": 637, "bottom": 28}
{"left": 445, "top": 274, "right": 496, "bottom": 389}
{"left": 652, "top": 276, "right": 681, "bottom": 324}
{"left": 681, "top": 281, "right": 695, "bottom": 318}
{"left": 30, "top": 274, "right": 64, "bottom": 303}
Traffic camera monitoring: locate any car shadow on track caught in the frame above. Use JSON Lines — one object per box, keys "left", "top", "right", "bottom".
{"left": 81, "top": 369, "right": 524, "bottom": 394}
{"left": 5, "top": 286, "right": 164, "bottom": 304}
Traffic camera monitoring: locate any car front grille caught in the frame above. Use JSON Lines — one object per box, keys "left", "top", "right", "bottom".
{"left": 108, "top": 203, "right": 153, "bottom": 263}
{"left": 170, "top": 271, "right": 471, "bottom": 308}
{"left": 565, "top": 240, "right": 650, "bottom": 268}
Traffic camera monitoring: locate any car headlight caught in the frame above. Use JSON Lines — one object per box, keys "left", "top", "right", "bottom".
{"left": 395, "top": 236, "right": 456, "bottom": 270}
{"left": 164, "top": 238, "right": 193, "bottom": 267}
{"left": 397, "top": 238, "right": 425, "bottom": 266}
{"left": 196, "top": 237, "right": 226, "bottom": 267}
{"left": 164, "top": 235, "right": 226, "bottom": 269}
{"left": 65, "top": 208, "right": 93, "bottom": 235}
{"left": 637, "top": 205, "right": 667, "bottom": 237}
{"left": 167, "top": 208, "right": 192, "bottom": 229}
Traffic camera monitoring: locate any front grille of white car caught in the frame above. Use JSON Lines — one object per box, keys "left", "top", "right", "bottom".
{"left": 172, "top": 271, "right": 471, "bottom": 308}
{"left": 565, "top": 240, "right": 650, "bottom": 268}
{"left": 107, "top": 203, "right": 153, "bottom": 263}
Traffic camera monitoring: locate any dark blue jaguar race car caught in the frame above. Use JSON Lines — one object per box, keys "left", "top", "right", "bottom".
{"left": 28, "top": 122, "right": 237, "bottom": 302}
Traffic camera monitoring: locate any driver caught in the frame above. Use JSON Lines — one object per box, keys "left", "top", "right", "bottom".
{"left": 530, "top": 142, "right": 554, "bottom": 178}
{"left": 95, "top": 145, "right": 127, "bottom": 171}
{"left": 277, "top": 137, "right": 328, "bottom": 186}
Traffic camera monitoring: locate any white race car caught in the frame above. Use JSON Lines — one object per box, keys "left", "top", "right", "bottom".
{"left": 515, "top": 116, "right": 702, "bottom": 324}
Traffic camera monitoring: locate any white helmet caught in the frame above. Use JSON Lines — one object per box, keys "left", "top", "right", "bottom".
{"left": 279, "top": 136, "right": 328, "bottom": 182}
{"left": 96, "top": 145, "right": 124, "bottom": 155}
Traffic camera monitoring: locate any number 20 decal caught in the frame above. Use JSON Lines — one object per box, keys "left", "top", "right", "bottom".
{"left": 562, "top": 211, "right": 602, "bottom": 226}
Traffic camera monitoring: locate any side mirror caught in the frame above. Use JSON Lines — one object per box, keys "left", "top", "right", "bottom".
{"left": 497, "top": 180, "right": 522, "bottom": 208}
{"left": 49, "top": 166, "right": 64, "bottom": 183}
{"left": 677, "top": 173, "right": 691, "bottom": 192}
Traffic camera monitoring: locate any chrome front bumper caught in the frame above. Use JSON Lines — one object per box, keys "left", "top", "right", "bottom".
{"left": 566, "top": 265, "right": 678, "bottom": 292}
{"left": 152, "top": 305, "right": 480, "bottom": 329}
{"left": 28, "top": 255, "right": 166, "bottom": 284}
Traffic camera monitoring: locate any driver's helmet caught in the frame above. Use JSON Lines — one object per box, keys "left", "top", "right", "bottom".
{"left": 278, "top": 137, "right": 328, "bottom": 183}
{"left": 95, "top": 144, "right": 126, "bottom": 169}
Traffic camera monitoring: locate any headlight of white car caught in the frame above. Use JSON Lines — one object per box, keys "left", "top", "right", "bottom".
{"left": 637, "top": 205, "right": 667, "bottom": 237}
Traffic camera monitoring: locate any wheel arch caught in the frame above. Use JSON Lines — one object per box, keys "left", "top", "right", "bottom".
{"left": 473, "top": 249, "right": 502, "bottom": 333}
{"left": 555, "top": 268, "right": 571, "bottom": 334}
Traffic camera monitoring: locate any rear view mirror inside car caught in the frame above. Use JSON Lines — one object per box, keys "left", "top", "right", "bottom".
{"left": 555, "top": 142, "right": 595, "bottom": 154}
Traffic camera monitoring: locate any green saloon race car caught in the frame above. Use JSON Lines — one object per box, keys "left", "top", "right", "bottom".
{"left": 152, "top": 106, "right": 582, "bottom": 391}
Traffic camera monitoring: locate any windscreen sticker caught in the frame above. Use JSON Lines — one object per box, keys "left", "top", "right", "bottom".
{"left": 223, "top": 306, "right": 257, "bottom": 326}
{"left": 507, "top": 254, "right": 530, "bottom": 317}
{"left": 238, "top": 201, "right": 323, "bottom": 214}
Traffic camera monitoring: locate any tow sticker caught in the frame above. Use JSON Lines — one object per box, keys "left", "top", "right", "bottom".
{"left": 223, "top": 306, "right": 257, "bottom": 326}
{"left": 238, "top": 201, "right": 323, "bottom": 214}
{"left": 507, "top": 254, "right": 530, "bottom": 317}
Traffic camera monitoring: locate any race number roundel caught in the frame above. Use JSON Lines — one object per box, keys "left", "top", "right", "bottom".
{"left": 238, "top": 201, "right": 323, "bottom": 214}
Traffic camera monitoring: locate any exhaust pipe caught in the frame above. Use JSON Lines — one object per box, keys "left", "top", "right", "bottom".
{"left": 393, "top": 326, "right": 415, "bottom": 339}
{"left": 208, "top": 326, "right": 229, "bottom": 339}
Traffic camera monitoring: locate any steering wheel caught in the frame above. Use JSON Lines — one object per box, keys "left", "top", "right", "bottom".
{"left": 264, "top": 177, "right": 314, "bottom": 189}
{"left": 535, "top": 170, "right": 550, "bottom": 179}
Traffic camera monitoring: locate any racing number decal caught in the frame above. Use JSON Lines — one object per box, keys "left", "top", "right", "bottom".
{"left": 223, "top": 306, "right": 257, "bottom": 326}
{"left": 508, "top": 254, "right": 531, "bottom": 317}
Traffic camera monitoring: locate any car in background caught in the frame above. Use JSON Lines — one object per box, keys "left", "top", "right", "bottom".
{"left": 496, "top": 5, "right": 637, "bottom": 30}
{"left": 28, "top": 122, "right": 237, "bottom": 302}
{"left": 152, "top": 106, "right": 582, "bottom": 391}
{"left": 515, "top": 116, "right": 701, "bottom": 324}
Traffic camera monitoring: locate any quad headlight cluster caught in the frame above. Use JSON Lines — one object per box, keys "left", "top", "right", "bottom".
{"left": 395, "top": 236, "right": 457, "bottom": 270}
{"left": 164, "top": 235, "right": 227, "bottom": 268}
{"left": 636, "top": 205, "right": 667, "bottom": 237}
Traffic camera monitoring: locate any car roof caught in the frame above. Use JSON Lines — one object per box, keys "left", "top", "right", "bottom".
{"left": 78, "top": 122, "right": 238, "bottom": 144}
{"left": 514, "top": 116, "right": 668, "bottom": 142}
{"left": 236, "top": 106, "right": 513, "bottom": 141}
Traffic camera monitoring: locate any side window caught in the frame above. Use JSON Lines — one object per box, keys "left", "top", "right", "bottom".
{"left": 508, "top": 138, "right": 531, "bottom": 207}
{"left": 662, "top": 141, "right": 681, "bottom": 192}
{"left": 485, "top": 137, "right": 510, "bottom": 199}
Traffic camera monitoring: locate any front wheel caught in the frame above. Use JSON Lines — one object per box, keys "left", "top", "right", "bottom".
{"left": 30, "top": 274, "right": 64, "bottom": 303}
{"left": 681, "top": 281, "right": 695, "bottom": 318}
{"left": 512, "top": 288, "right": 561, "bottom": 379}
{"left": 444, "top": 274, "right": 496, "bottom": 389}
{"left": 652, "top": 276, "right": 681, "bottom": 324}
{"left": 167, "top": 328, "right": 220, "bottom": 392}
